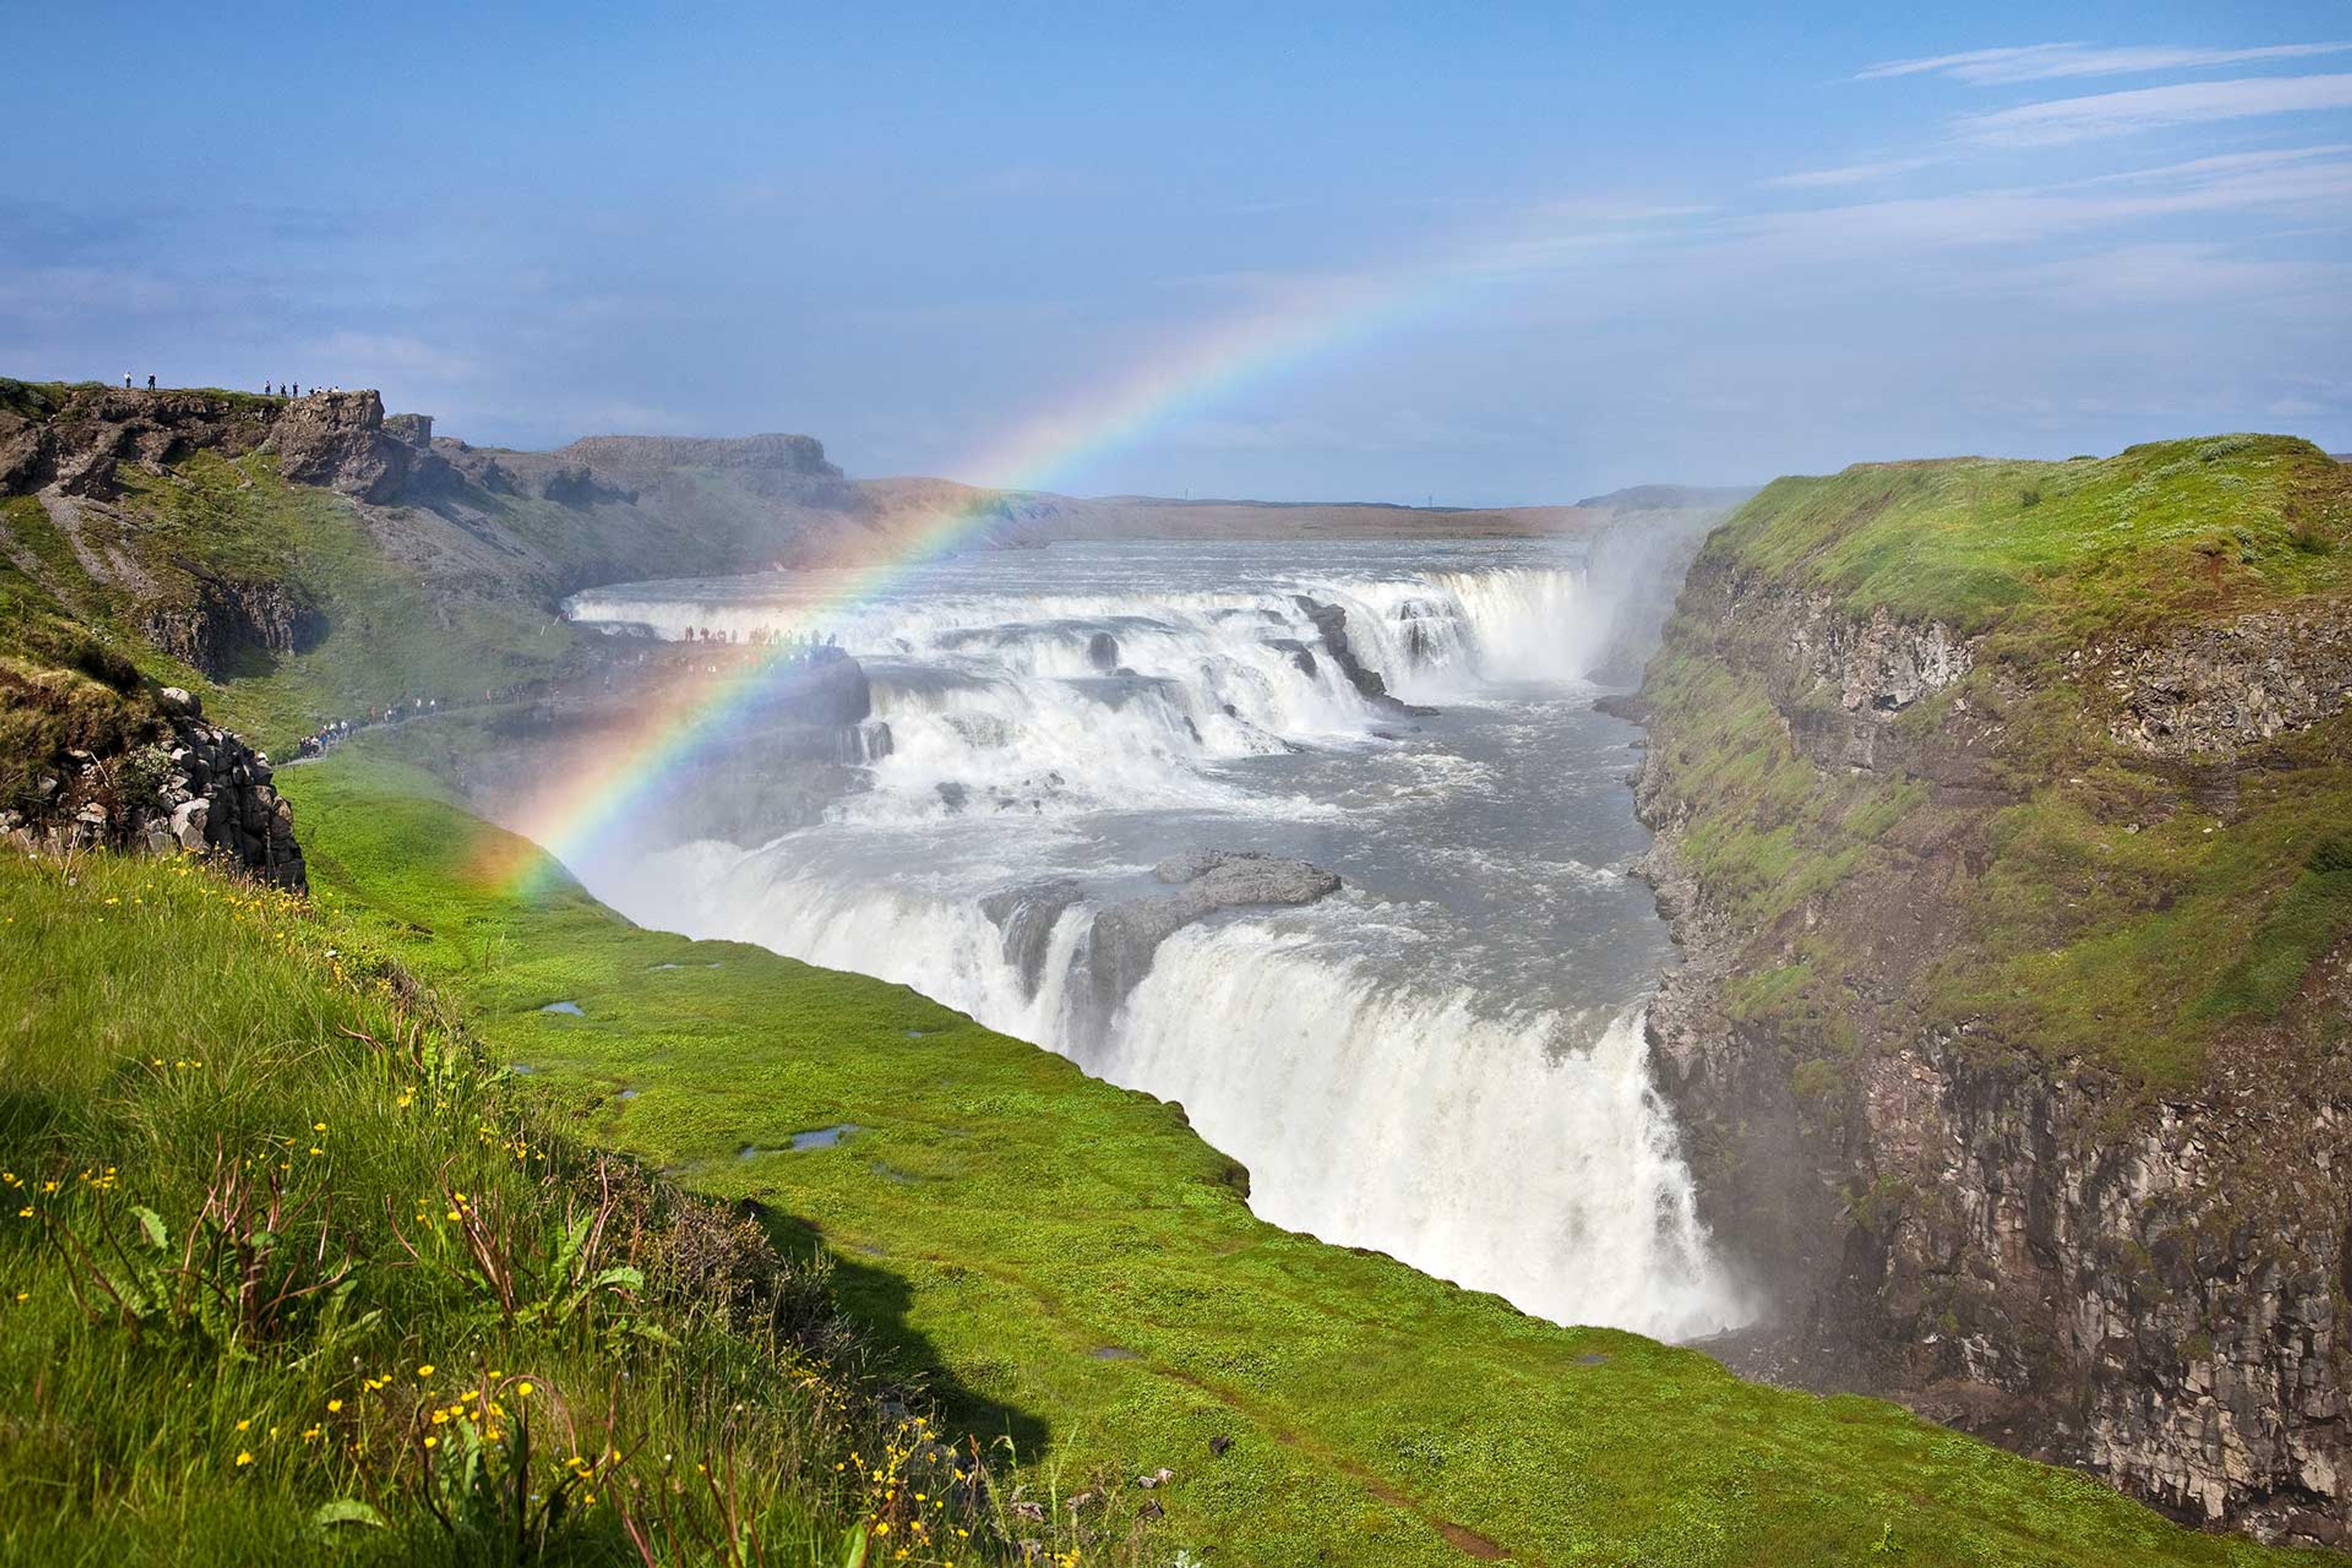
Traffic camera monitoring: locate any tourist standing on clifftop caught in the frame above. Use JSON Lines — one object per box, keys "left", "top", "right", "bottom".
{"left": 145, "top": 374, "right": 155, "bottom": 390}
{"left": 121, "top": 372, "right": 130, "bottom": 388}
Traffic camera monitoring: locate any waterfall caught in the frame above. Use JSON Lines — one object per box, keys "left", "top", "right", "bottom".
{"left": 554, "top": 542, "right": 1750, "bottom": 1340}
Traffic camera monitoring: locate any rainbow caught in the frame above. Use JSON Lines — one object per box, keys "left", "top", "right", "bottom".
{"left": 499, "top": 211, "right": 1616, "bottom": 889}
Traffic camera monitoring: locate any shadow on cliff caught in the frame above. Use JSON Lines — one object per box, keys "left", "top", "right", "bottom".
{"left": 756, "top": 1204, "right": 1049, "bottom": 1458}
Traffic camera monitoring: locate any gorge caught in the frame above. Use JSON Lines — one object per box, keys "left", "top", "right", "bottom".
{"left": 4, "top": 380, "right": 2348, "bottom": 1561}
{"left": 505, "top": 538, "right": 1744, "bottom": 1341}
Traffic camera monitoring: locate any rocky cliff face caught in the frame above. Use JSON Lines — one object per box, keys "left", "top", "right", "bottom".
{"left": 0, "top": 388, "right": 281, "bottom": 499}
{"left": 0, "top": 385, "right": 431, "bottom": 508}
{"left": 1, "top": 687, "right": 306, "bottom": 889}
{"left": 134, "top": 572, "right": 323, "bottom": 674}
{"left": 266, "top": 389, "right": 415, "bottom": 502}
{"left": 1634, "top": 549, "right": 2352, "bottom": 1544}
{"left": 2096, "top": 604, "right": 2352, "bottom": 756}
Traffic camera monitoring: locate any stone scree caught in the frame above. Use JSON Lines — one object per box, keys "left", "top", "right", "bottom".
{"left": 1, "top": 687, "right": 306, "bottom": 890}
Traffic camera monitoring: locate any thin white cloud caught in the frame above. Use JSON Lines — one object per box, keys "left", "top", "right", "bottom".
{"left": 1763, "top": 157, "right": 1937, "bottom": 189}
{"left": 1957, "top": 73, "right": 2352, "bottom": 145}
{"left": 1722, "top": 152, "right": 2352, "bottom": 262}
{"left": 2075, "top": 142, "right": 2352, "bottom": 184}
{"left": 1860, "top": 41, "right": 2351, "bottom": 86}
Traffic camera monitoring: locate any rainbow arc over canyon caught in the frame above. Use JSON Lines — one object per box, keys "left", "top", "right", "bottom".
{"left": 499, "top": 214, "right": 1625, "bottom": 888}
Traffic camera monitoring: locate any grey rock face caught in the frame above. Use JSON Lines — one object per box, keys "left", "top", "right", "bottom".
{"left": 135, "top": 575, "right": 323, "bottom": 676}
{"left": 1634, "top": 562, "right": 2351, "bottom": 1544}
{"left": 268, "top": 390, "right": 412, "bottom": 502}
{"left": 1785, "top": 598, "right": 1972, "bottom": 714}
{"left": 168, "top": 797, "right": 209, "bottom": 851}
{"left": 2093, "top": 602, "right": 2352, "bottom": 756}
{"left": 1291, "top": 595, "right": 1436, "bottom": 717}
{"left": 4, "top": 715, "right": 306, "bottom": 891}
{"left": 979, "top": 878, "right": 1090, "bottom": 1000}
{"left": 0, "top": 388, "right": 281, "bottom": 501}
{"left": 1087, "top": 851, "right": 1341, "bottom": 1003}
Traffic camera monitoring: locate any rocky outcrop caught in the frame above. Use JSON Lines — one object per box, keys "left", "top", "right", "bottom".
{"left": 1632, "top": 553, "right": 2352, "bottom": 1543}
{"left": 267, "top": 390, "right": 413, "bottom": 502}
{"left": 1086, "top": 851, "right": 1341, "bottom": 1003}
{"left": 1, "top": 687, "right": 306, "bottom": 889}
{"left": 2093, "top": 602, "right": 2352, "bottom": 756}
{"left": 1784, "top": 595, "right": 1971, "bottom": 717}
{"left": 0, "top": 385, "right": 431, "bottom": 510}
{"left": 980, "top": 879, "right": 1090, "bottom": 999}
{"left": 134, "top": 571, "right": 323, "bottom": 675}
{"left": 0, "top": 388, "right": 281, "bottom": 499}
{"left": 1292, "top": 596, "right": 1434, "bottom": 717}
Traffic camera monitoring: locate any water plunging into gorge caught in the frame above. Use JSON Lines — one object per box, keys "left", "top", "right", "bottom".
{"left": 531, "top": 538, "right": 1748, "bottom": 1340}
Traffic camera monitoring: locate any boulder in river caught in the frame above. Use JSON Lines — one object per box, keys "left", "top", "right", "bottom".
{"left": 1087, "top": 851, "right": 1341, "bottom": 1003}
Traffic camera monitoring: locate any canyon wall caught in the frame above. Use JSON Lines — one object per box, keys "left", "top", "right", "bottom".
{"left": 1630, "top": 442, "right": 2352, "bottom": 1544}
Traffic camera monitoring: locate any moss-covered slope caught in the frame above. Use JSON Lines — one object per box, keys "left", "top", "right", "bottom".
{"left": 1632, "top": 434, "right": 2352, "bottom": 1534}
{"left": 1643, "top": 433, "right": 2351, "bottom": 1089}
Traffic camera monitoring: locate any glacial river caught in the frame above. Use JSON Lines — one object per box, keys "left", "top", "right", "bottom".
{"left": 551, "top": 538, "right": 1747, "bottom": 1340}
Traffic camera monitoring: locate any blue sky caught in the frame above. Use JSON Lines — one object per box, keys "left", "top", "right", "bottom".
{"left": 6, "top": 2, "right": 2349, "bottom": 502}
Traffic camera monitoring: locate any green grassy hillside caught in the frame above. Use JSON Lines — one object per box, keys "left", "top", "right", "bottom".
{"left": 238, "top": 746, "right": 2334, "bottom": 1567}
{"left": 1, "top": 458, "right": 592, "bottom": 807}
{"left": 1709, "top": 434, "right": 2345, "bottom": 643}
{"left": 1642, "top": 434, "right": 2352, "bottom": 1091}
{"left": 0, "top": 845, "right": 1052, "bottom": 1566}
{"left": 11, "top": 403, "right": 2350, "bottom": 1559}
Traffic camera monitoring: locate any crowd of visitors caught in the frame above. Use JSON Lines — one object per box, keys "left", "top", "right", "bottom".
{"left": 679, "top": 626, "right": 844, "bottom": 661}
{"left": 288, "top": 688, "right": 540, "bottom": 761}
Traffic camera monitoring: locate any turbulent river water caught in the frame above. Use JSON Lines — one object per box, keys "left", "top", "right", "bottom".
{"left": 556, "top": 538, "right": 1748, "bottom": 1341}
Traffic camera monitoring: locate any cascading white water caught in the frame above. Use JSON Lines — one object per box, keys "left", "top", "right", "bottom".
{"left": 1111, "top": 929, "right": 1731, "bottom": 1338}
{"left": 559, "top": 539, "right": 1751, "bottom": 1341}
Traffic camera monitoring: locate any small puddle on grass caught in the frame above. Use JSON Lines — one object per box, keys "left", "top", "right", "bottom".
{"left": 540, "top": 1001, "right": 583, "bottom": 1016}
{"left": 739, "top": 1125, "right": 861, "bottom": 1159}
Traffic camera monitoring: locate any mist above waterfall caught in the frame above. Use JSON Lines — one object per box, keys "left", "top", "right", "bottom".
{"left": 542, "top": 536, "right": 1750, "bottom": 1340}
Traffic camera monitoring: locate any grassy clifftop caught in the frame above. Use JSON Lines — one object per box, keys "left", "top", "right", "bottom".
{"left": 1641, "top": 434, "right": 2352, "bottom": 1093}
{"left": 17, "top": 756, "right": 2320, "bottom": 1563}
{"left": 238, "top": 747, "right": 2331, "bottom": 1566}
{"left": 1709, "top": 434, "right": 2346, "bottom": 646}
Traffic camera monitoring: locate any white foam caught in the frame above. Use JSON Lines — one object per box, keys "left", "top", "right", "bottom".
{"left": 590, "top": 839, "right": 1746, "bottom": 1340}
{"left": 555, "top": 549, "right": 1751, "bottom": 1341}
